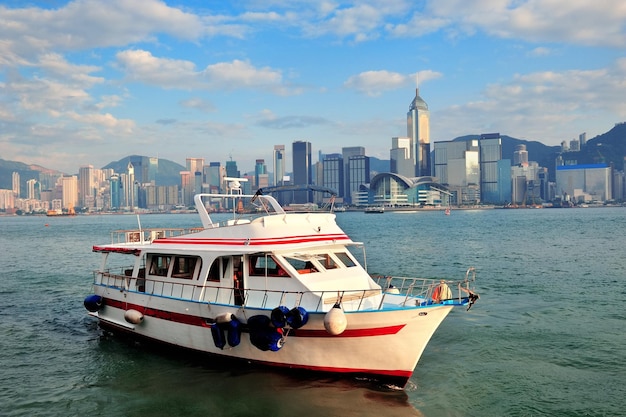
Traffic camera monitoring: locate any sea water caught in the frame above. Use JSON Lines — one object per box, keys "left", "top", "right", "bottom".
{"left": 0, "top": 208, "right": 624, "bottom": 417}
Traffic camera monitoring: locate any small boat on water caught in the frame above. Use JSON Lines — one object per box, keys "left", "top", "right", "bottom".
{"left": 84, "top": 179, "right": 479, "bottom": 388}
{"left": 365, "top": 205, "right": 385, "bottom": 213}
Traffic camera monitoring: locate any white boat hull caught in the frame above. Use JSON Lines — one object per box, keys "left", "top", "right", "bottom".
{"left": 92, "top": 287, "right": 453, "bottom": 385}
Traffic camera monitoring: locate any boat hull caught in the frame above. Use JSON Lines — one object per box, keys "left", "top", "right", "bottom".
{"left": 91, "top": 289, "right": 453, "bottom": 387}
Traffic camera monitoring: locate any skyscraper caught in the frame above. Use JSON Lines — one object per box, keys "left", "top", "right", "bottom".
{"left": 273, "top": 145, "right": 286, "bottom": 186}
{"left": 513, "top": 145, "right": 529, "bottom": 167}
{"left": 255, "top": 159, "right": 269, "bottom": 190}
{"left": 12, "top": 172, "right": 20, "bottom": 198}
{"left": 207, "top": 162, "right": 222, "bottom": 193}
{"left": 109, "top": 174, "right": 121, "bottom": 209}
{"left": 292, "top": 141, "right": 312, "bottom": 203}
{"left": 60, "top": 175, "right": 78, "bottom": 209}
{"left": 225, "top": 160, "right": 240, "bottom": 178}
{"left": 126, "top": 162, "right": 135, "bottom": 209}
{"left": 479, "top": 133, "right": 510, "bottom": 204}
{"left": 342, "top": 146, "right": 365, "bottom": 204}
{"left": 407, "top": 86, "right": 430, "bottom": 177}
{"left": 186, "top": 158, "right": 205, "bottom": 181}
{"left": 347, "top": 154, "right": 370, "bottom": 204}
{"left": 78, "top": 165, "right": 95, "bottom": 208}
{"left": 433, "top": 140, "right": 480, "bottom": 205}
{"left": 322, "top": 153, "right": 344, "bottom": 198}
{"left": 390, "top": 137, "right": 413, "bottom": 178}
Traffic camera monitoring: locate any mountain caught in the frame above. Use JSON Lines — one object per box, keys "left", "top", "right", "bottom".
{"left": 0, "top": 158, "right": 64, "bottom": 191}
{"left": 561, "top": 122, "right": 626, "bottom": 170}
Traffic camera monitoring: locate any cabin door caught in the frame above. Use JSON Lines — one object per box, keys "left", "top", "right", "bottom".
{"left": 217, "top": 255, "right": 244, "bottom": 306}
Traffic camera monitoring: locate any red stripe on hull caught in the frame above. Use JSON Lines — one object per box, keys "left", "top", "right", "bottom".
{"left": 152, "top": 233, "right": 350, "bottom": 246}
{"left": 103, "top": 298, "right": 405, "bottom": 337}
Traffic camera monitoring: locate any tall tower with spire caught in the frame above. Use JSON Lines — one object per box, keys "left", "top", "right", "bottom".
{"left": 407, "top": 77, "right": 431, "bottom": 177}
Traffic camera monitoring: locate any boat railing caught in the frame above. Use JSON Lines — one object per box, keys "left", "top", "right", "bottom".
{"left": 371, "top": 266, "right": 477, "bottom": 307}
{"left": 108, "top": 227, "right": 204, "bottom": 244}
{"left": 93, "top": 267, "right": 477, "bottom": 312}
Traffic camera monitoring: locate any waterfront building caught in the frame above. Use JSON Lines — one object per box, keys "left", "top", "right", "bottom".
{"left": 342, "top": 146, "right": 365, "bottom": 204}
{"left": 347, "top": 154, "right": 370, "bottom": 204}
{"left": 78, "top": 165, "right": 95, "bottom": 208}
{"left": 367, "top": 173, "right": 449, "bottom": 207}
{"left": 12, "top": 172, "right": 20, "bottom": 198}
{"left": 555, "top": 164, "right": 612, "bottom": 203}
{"left": 0, "top": 189, "right": 15, "bottom": 210}
{"left": 60, "top": 175, "right": 78, "bottom": 210}
{"left": 128, "top": 156, "right": 148, "bottom": 185}
{"left": 193, "top": 171, "right": 202, "bottom": 201}
{"left": 109, "top": 174, "right": 121, "bottom": 209}
{"left": 537, "top": 167, "right": 553, "bottom": 203}
{"left": 390, "top": 137, "right": 414, "bottom": 178}
{"left": 513, "top": 145, "right": 529, "bottom": 167}
{"left": 613, "top": 170, "right": 625, "bottom": 201}
{"left": 254, "top": 159, "right": 269, "bottom": 190}
{"left": 273, "top": 145, "right": 286, "bottom": 187}
{"left": 479, "top": 133, "right": 511, "bottom": 204}
{"left": 186, "top": 158, "right": 205, "bottom": 178}
{"left": 206, "top": 162, "right": 222, "bottom": 194}
{"left": 225, "top": 159, "right": 240, "bottom": 179}
{"left": 179, "top": 171, "right": 192, "bottom": 207}
{"left": 292, "top": 141, "right": 312, "bottom": 203}
{"left": 433, "top": 140, "right": 480, "bottom": 205}
{"left": 26, "top": 179, "right": 39, "bottom": 200}
{"left": 322, "top": 153, "right": 344, "bottom": 199}
{"left": 407, "top": 87, "right": 430, "bottom": 177}
{"left": 125, "top": 162, "right": 136, "bottom": 209}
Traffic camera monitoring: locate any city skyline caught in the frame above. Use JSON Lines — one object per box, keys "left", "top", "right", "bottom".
{"left": 1, "top": 1, "right": 625, "bottom": 175}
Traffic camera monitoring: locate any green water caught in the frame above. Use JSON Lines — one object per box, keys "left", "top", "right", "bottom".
{"left": 1, "top": 208, "right": 624, "bottom": 416}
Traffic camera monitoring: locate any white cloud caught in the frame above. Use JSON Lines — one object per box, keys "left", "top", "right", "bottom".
{"left": 116, "top": 50, "right": 199, "bottom": 89}
{"left": 344, "top": 69, "right": 442, "bottom": 96}
{"left": 116, "top": 50, "right": 294, "bottom": 94}
{"left": 527, "top": 47, "right": 551, "bottom": 57}
{"left": 434, "top": 58, "right": 626, "bottom": 143}
{"left": 0, "top": 0, "right": 207, "bottom": 63}
{"left": 426, "top": 0, "right": 626, "bottom": 47}
{"left": 180, "top": 98, "right": 216, "bottom": 112}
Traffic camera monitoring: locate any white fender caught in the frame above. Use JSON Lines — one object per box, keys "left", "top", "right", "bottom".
{"left": 215, "top": 312, "right": 233, "bottom": 324}
{"left": 386, "top": 285, "right": 400, "bottom": 294}
{"left": 124, "top": 309, "right": 144, "bottom": 324}
{"left": 323, "top": 303, "right": 347, "bottom": 335}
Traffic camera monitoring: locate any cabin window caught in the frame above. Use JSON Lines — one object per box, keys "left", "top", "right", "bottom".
{"left": 284, "top": 256, "right": 319, "bottom": 274}
{"left": 321, "top": 254, "right": 339, "bottom": 270}
{"left": 334, "top": 252, "right": 356, "bottom": 268}
{"left": 207, "top": 256, "right": 230, "bottom": 282}
{"left": 207, "top": 258, "right": 220, "bottom": 281}
{"left": 249, "top": 254, "right": 289, "bottom": 277}
{"left": 171, "top": 256, "right": 200, "bottom": 279}
{"left": 149, "top": 255, "right": 171, "bottom": 276}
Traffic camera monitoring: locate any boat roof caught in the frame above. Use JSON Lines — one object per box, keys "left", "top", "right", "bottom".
{"left": 93, "top": 191, "right": 358, "bottom": 255}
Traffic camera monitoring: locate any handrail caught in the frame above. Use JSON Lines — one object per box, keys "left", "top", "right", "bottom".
{"left": 93, "top": 268, "right": 478, "bottom": 313}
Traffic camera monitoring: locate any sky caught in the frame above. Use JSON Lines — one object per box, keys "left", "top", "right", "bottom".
{"left": 1, "top": 0, "right": 626, "bottom": 174}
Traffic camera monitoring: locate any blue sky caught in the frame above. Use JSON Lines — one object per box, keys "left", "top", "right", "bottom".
{"left": 1, "top": 0, "right": 625, "bottom": 174}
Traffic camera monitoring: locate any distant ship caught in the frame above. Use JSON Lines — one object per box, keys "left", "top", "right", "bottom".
{"left": 47, "top": 207, "right": 76, "bottom": 217}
